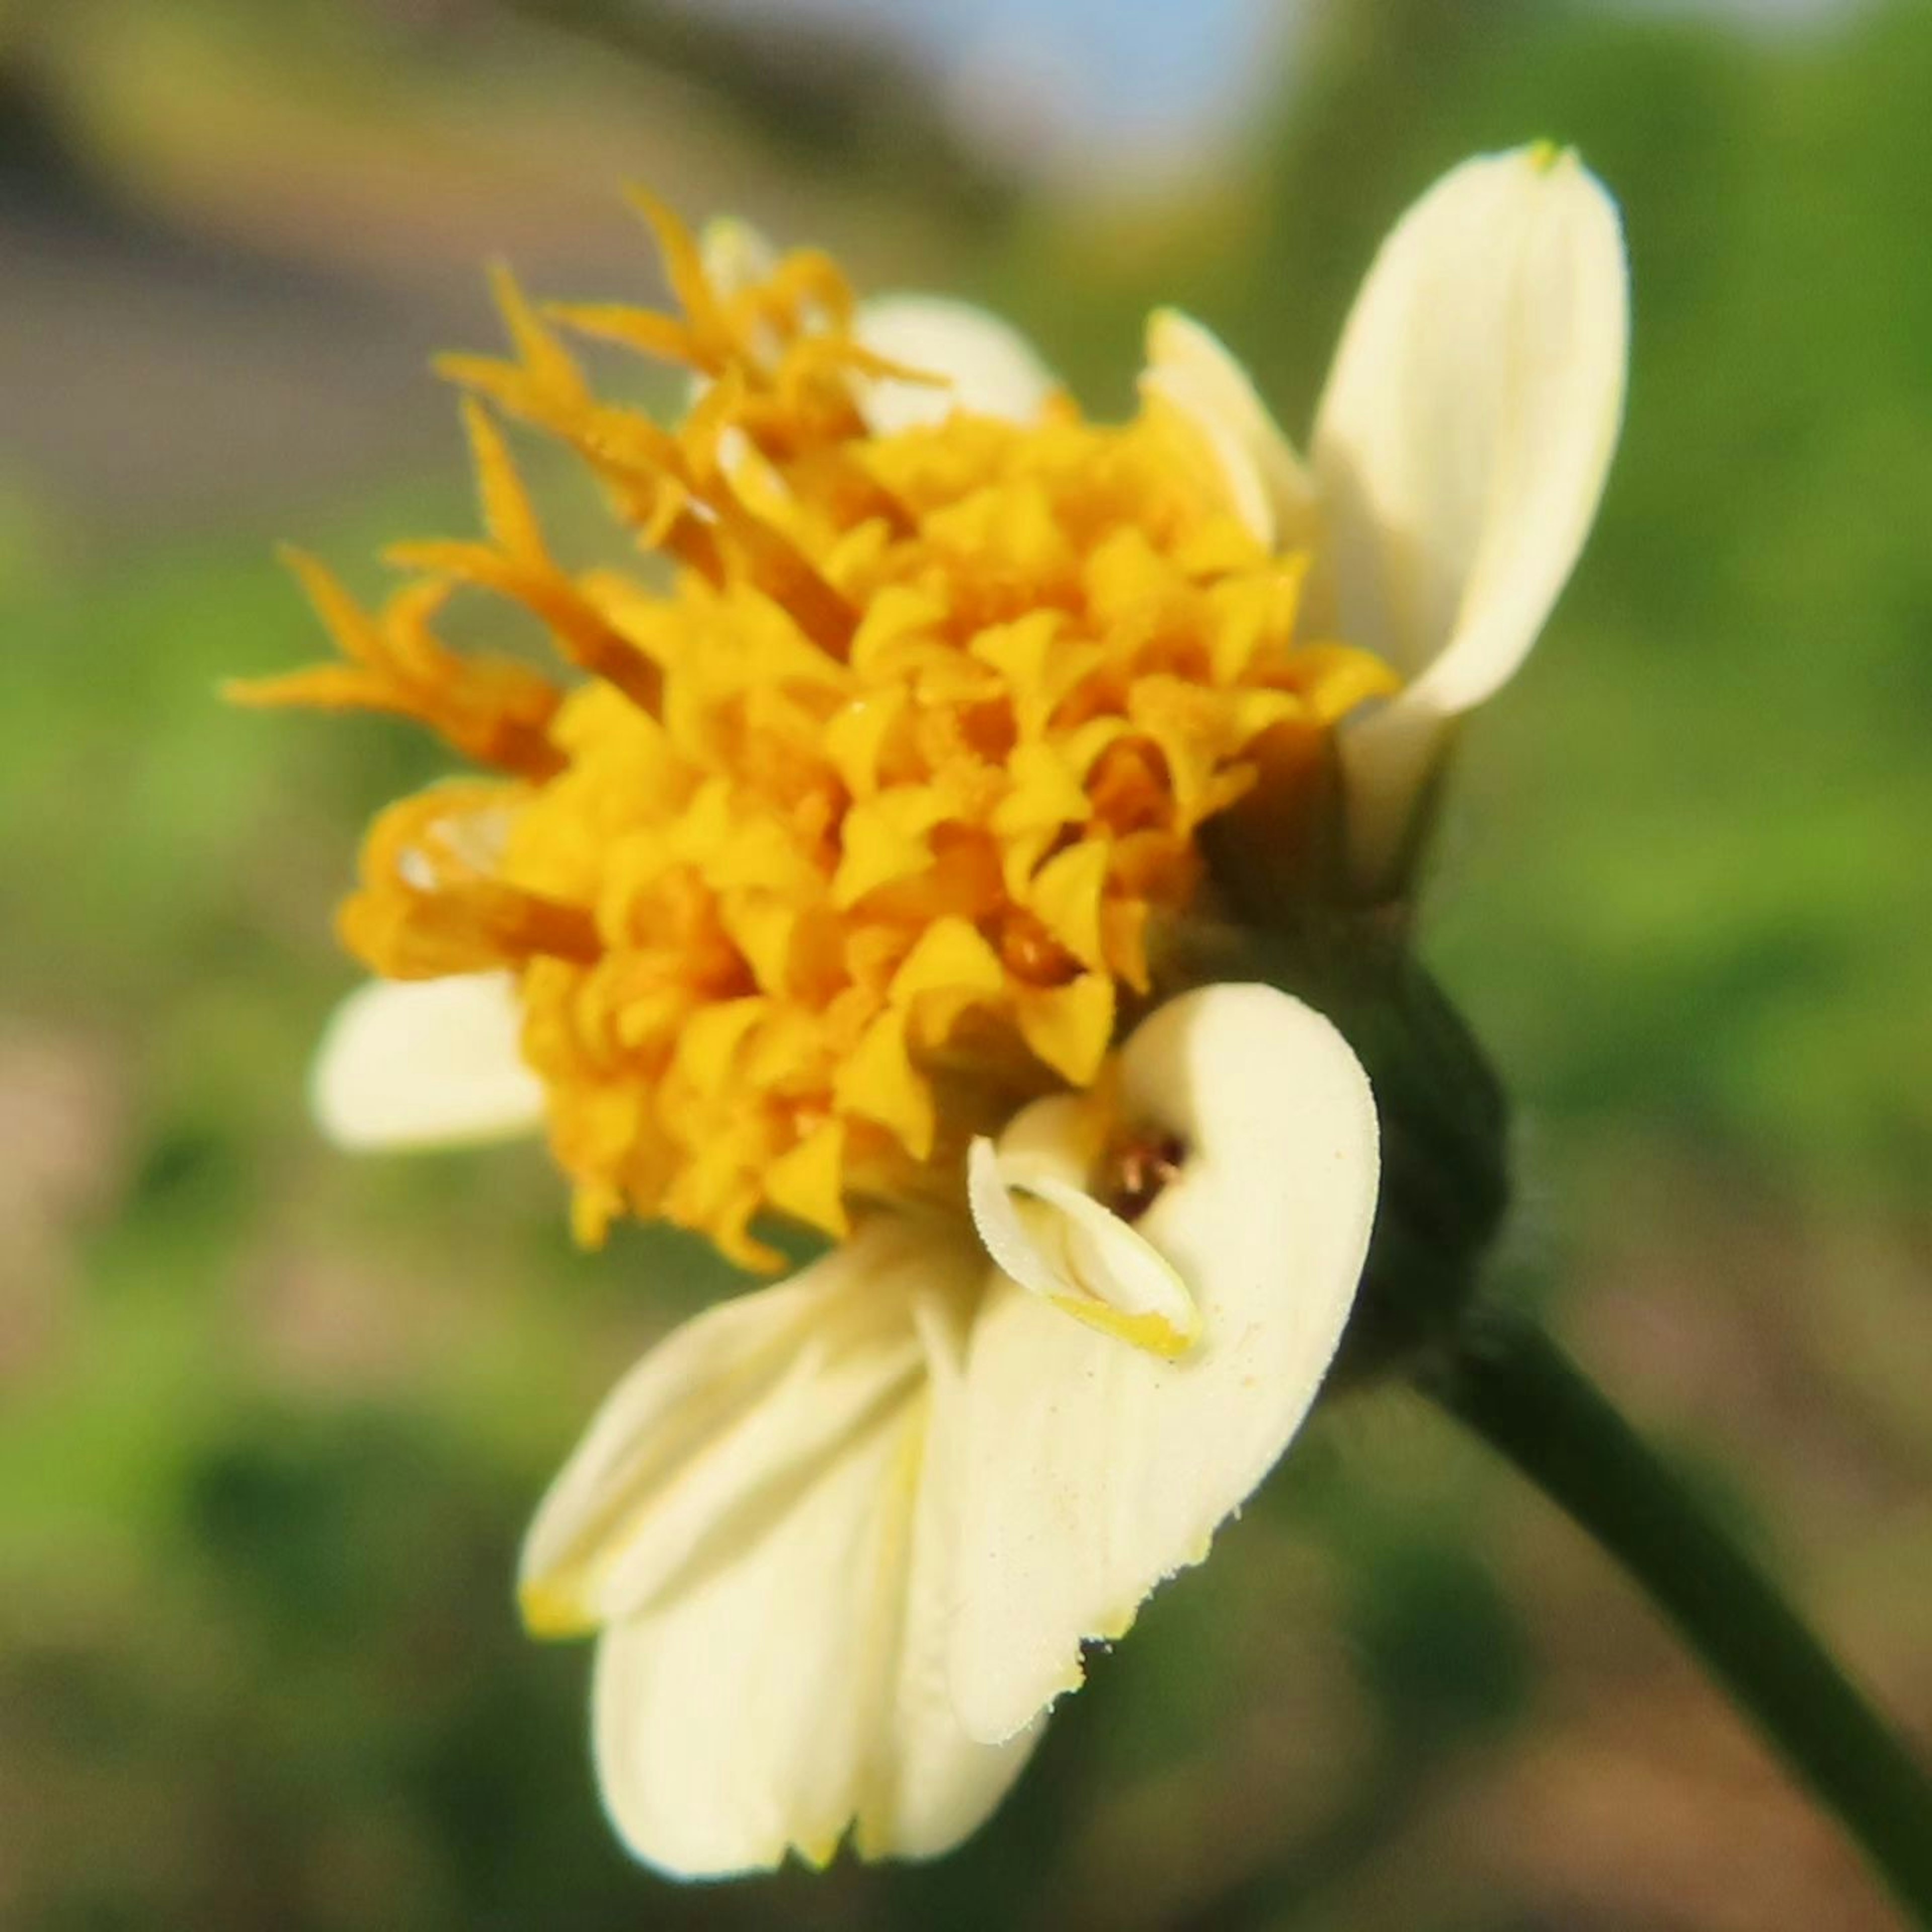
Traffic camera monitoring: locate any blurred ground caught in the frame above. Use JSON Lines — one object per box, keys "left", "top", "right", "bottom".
{"left": 2, "top": 2, "right": 1929, "bottom": 1928}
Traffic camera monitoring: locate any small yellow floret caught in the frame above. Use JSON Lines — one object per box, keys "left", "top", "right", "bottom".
{"left": 245, "top": 199, "right": 1396, "bottom": 1266}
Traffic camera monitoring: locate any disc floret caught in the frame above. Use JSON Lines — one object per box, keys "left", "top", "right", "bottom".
{"left": 235, "top": 199, "right": 1395, "bottom": 1266}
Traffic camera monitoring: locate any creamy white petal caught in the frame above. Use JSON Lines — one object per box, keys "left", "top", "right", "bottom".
{"left": 699, "top": 215, "right": 780, "bottom": 299}
{"left": 519, "top": 1223, "right": 928, "bottom": 1634}
{"left": 532, "top": 1222, "right": 1033, "bottom": 1875}
{"left": 1311, "top": 145, "right": 1629, "bottom": 883}
{"left": 951, "top": 984, "right": 1379, "bottom": 1744}
{"left": 309, "top": 973, "right": 544, "bottom": 1152}
{"left": 1140, "top": 308, "right": 1318, "bottom": 549}
{"left": 593, "top": 1386, "right": 919, "bottom": 1875}
{"left": 854, "top": 295, "right": 1057, "bottom": 433}
{"left": 967, "top": 1133, "right": 1199, "bottom": 1359}
{"left": 860, "top": 1290, "right": 1042, "bottom": 1860}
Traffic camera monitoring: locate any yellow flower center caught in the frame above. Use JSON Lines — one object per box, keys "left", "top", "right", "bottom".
{"left": 235, "top": 197, "right": 1396, "bottom": 1268}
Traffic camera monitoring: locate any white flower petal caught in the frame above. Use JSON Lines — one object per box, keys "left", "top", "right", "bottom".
{"left": 951, "top": 984, "right": 1379, "bottom": 1744}
{"left": 519, "top": 1223, "right": 928, "bottom": 1635}
{"left": 855, "top": 294, "right": 1057, "bottom": 433}
{"left": 1312, "top": 144, "right": 1629, "bottom": 884}
{"left": 967, "top": 1132, "right": 1199, "bottom": 1359}
{"left": 861, "top": 1290, "right": 1043, "bottom": 1860}
{"left": 592, "top": 1385, "right": 921, "bottom": 1875}
{"left": 532, "top": 1222, "right": 1034, "bottom": 1875}
{"left": 699, "top": 215, "right": 780, "bottom": 299}
{"left": 309, "top": 973, "right": 544, "bottom": 1152}
{"left": 1140, "top": 308, "right": 1318, "bottom": 549}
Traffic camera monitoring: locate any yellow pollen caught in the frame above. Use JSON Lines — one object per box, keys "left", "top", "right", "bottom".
{"left": 236, "top": 197, "right": 1397, "bottom": 1269}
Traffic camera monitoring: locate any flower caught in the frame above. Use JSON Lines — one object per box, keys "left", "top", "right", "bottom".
{"left": 236, "top": 144, "right": 1628, "bottom": 1874}
{"left": 521, "top": 984, "right": 1378, "bottom": 1870}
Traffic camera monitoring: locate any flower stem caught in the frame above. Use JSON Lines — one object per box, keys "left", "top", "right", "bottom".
{"left": 1419, "top": 1308, "right": 1932, "bottom": 1924}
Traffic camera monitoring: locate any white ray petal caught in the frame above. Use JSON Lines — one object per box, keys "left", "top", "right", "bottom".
{"left": 1141, "top": 308, "right": 1318, "bottom": 549}
{"left": 309, "top": 973, "right": 544, "bottom": 1152}
{"left": 951, "top": 984, "right": 1379, "bottom": 1744}
{"left": 855, "top": 295, "right": 1057, "bottom": 433}
{"left": 519, "top": 1223, "right": 928, "bottom": 1635}
{"left": 860, "top": 1289, "right": 1043, "bottom": 1860}
{"left": 1311, "top": 144, "right": 1629, "bottom": 887}
{"left": 528, "top": 1222, "right": 1034, "bottom": 1875}
{"left": 967, "top": 1132, "right": 1199, "bottom": 1359}
{"left": 699, "top": 215, "right": 780, "bottom": 299}
{"left": 592, "top": 1387, "right": 919, "bottom": 1875}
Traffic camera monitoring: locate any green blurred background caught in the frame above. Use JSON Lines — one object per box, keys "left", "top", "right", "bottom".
{"left": 4, "top": 1, "right": 1929, "bottom": 1925}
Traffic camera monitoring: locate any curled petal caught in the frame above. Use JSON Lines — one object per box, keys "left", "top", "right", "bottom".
{"left": 309, "top": 973, "right": 544, "bottom": 1151}
{"left": 1313, "top": 144, "right": 1629, "bottom": 887}
{"left": 967, "top": 1132, "right": 1200, "bottom": 1360}
{"left": 952, "top": 984, "right": 1379, "bottom": 1743}
{"left": 854, "top": 295, "right": 1057, "bottom": 433}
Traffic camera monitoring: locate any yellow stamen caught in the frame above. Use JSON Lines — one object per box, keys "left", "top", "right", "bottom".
{"left": 242, "top": 197, "right": 1398, "bottom": 1264}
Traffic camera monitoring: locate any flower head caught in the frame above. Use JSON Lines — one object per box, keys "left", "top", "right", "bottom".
{"left": 239, "top": 192, "right": 1394, "bottom": 1267}
{"left": 238, "top": 145, "right": 1628, "bottom": 1875}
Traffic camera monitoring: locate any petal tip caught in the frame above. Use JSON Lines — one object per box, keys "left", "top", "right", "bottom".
{"left": 956, "top": 1654, "right": 1086, "bottom": 1749}
{"left": 518, "top": 1576, "right": 599, "bottom": 1640}
{"left": 309, "top": 973, "right": 547, "bottom": 1152}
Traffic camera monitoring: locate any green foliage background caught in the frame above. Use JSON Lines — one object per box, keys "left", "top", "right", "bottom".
{"left": 2, "top": 3, "right": 1928, "bottom": 1926}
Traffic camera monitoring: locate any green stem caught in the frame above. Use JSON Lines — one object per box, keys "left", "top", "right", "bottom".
{"left": 1420, "top": 1309, "right": 1932, "bottom": 1925}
